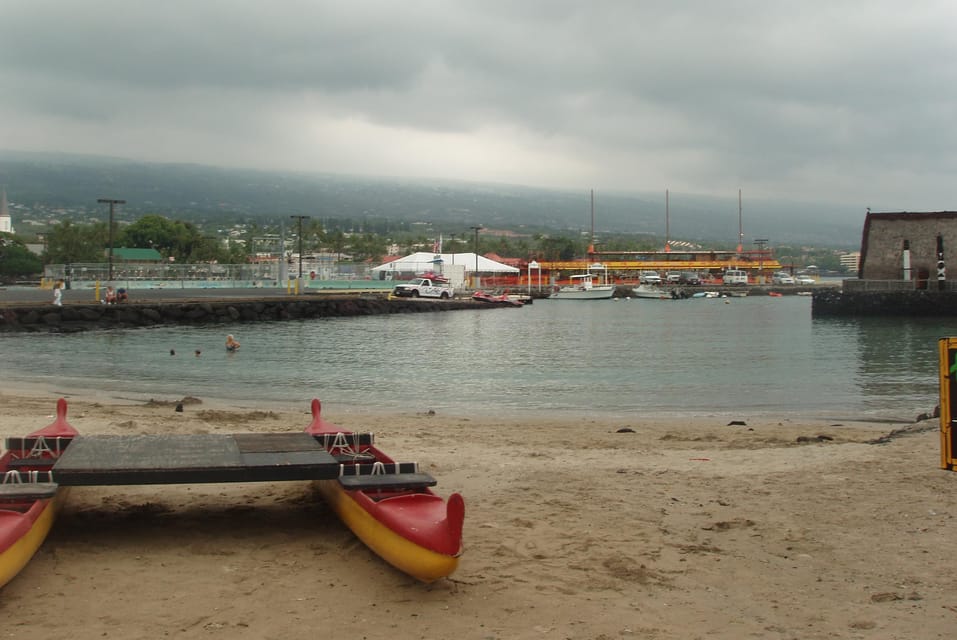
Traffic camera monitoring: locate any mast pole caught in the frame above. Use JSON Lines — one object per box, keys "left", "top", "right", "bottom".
{"left": 737, "top": 189, "right": 744, "bottom": 254}
{"left": 665, "top": 189, "right": 670, "bottom": 252}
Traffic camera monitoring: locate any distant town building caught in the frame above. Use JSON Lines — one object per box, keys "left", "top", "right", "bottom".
{"left": 839, "top": 252, "right": 860, "bottom": 273}
{"left": 858, "top": 211, "right": 957, "bottom": 282}
{"left": 0, "top": 189, "right": 13, "bottom": 234}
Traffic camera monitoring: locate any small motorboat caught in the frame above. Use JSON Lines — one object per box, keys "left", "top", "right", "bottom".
{"left": 418, "top": 270, "right": 450, "bottom": 284}
{"left": 472, "top": 290, "right": 524, "bottom": 306}
{"left": 549, "top": 264, "right": 616, "bottom": 300}
{"left": 632, "top": 284, "right": 670, "bottom": 299}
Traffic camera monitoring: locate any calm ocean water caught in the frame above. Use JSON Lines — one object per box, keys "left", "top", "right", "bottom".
{"left": 1, "top": 296, "right": 953, "bottom": 421}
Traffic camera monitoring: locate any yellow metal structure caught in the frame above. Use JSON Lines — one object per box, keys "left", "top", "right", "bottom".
{"left": 541, "top": 259, "right": 783, "bottom": 273}
{"left": 938, "top": 338, "right": 957, "bottom": 470}
{"left": 540, "top": 248, "right": 783, "bottom": 276}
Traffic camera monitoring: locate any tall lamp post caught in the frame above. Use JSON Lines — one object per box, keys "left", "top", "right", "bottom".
{"left": 290, "top": 215, "right": 310, "bottom": 280}
{"left": 98, "top": 198, "right": 126, "bottom": 282}
{"left": 470, "top": 225, "right": 483, "bottom": 288}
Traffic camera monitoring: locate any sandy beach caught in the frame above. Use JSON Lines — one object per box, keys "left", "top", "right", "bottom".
{"left": 0, "top": 391, "right": 954, "bottom": 640}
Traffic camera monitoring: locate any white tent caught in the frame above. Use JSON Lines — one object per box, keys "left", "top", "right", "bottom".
{"left": 371, "top": 252, "right": 519, "bottom": 276}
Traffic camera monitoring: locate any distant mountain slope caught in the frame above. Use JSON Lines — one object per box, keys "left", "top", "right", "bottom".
{"left": 0, "top": 150, "right": 862, "bottom": 246}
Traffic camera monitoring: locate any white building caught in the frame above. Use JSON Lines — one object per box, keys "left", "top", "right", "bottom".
{"left": 0, "top": 189, "right": 13, "bottom": 234}
{"left": 371, "top": 252, "right": 519, "bottom": 288}
{"left": 839, "top": 251, "right": 860, "bottom": 273}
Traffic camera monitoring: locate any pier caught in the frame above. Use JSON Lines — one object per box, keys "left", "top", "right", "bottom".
{"left": 0, "top": 293, "right": 496, "bottom": 333}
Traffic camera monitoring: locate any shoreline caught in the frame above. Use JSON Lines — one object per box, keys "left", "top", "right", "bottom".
{"left": 0, "top": 378, "right": 927, "bottom": 427}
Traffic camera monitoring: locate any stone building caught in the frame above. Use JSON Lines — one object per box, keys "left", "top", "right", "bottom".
{"left": 858, "top": 211, "right": 957, "bottom": 285}
{"left": 814, "top": 210, "right": 957, "bottom": 316}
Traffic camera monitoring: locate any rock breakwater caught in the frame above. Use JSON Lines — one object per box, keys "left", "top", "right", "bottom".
{"left": 0, "top": 296, "right": 491, "bottom": 333}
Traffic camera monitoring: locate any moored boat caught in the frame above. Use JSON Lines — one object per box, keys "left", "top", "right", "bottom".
{"left": 506, "top": 293, "right": 532, "bottom": 305}
{"left": 549, "top": 263, "right": 615, "bottom": 300}
{"left": 0, "top": 399, "right": 77, "bottom": 589}
{"left": 303, "top": 399, "right": 464, "bottom": 582}
{"left": 472, "top": 290, "right": 524, "bottom": 306}
{"left": 632, "top": 284, "right": 670, "bottom": 299}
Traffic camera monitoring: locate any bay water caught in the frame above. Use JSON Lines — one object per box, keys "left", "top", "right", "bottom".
{"left": 0, "top": 296, "right": 952, "bottom": 422}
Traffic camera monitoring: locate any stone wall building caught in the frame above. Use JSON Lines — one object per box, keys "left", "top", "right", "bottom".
{"left": 814, "top": 210, "right": 957, "bottom": 315}
{"left": 858, "top": 211, "right": 957, "bottom": 285}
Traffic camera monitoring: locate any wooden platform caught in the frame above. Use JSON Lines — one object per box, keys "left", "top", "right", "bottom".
{"left": 50, "top": 433, "right": 340, "bottom": 485}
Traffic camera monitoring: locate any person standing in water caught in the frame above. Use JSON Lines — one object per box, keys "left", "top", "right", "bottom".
{"left": 226, "top": 334, "right": 241, "bottom": 352}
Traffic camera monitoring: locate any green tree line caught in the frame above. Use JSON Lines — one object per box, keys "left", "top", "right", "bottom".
{"left": 30, "top": 216, "right": 595, "bottom": 267}
{"left": 1, "top": 212, "right": 845, "bottom": 281}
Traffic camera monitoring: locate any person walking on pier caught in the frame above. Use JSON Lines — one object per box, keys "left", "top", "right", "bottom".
{"left": 52, "top": 281, "right": 63, "bottom": 306}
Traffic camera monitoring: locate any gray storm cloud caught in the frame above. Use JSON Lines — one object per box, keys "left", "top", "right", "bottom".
{"left": 1, "top": 0, "right": 955, "bottom": 211}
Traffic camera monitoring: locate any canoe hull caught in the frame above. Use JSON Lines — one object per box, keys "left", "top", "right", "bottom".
{"left": 0, "top": 490, "right": 67, "bottom": 589}
{"left": 316, "top": 480, "right": 460, "bottom": 582}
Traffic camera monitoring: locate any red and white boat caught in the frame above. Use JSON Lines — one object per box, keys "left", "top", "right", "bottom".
{"left": 0, "top": 399, "right": 77, "bottom": 589}
{"left": 304, "top": 399, "right": 464, "bottom": 582}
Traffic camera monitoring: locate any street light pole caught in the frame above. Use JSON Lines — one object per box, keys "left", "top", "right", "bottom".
{"left": 470, "top": 225, "right": 483, "bottom": 288}
{"left": 98, "top": 198, "right": 126, "bottom": 282}
{"left": 290, "top": 215, "right": 310, "bottom": 280}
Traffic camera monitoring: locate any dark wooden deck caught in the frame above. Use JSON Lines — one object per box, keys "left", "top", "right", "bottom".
{"left": 50, "top": 433, "right": 340, "bottom": 485}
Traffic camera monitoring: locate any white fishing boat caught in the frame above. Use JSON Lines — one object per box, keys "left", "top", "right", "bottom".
{"left": 550, "top": 263, "right": 615, "bottom": 300}
{"left": 549, "top": 191, "right": 616, "bottom": 301}
{"left": 632, "top": 284, "right": 670, "bottom": 299}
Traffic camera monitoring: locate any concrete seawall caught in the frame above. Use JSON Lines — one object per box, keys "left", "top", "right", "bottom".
{"left": 0, "top": 296, "right": 496, "bottom": 333}
{"left": 812, "top": 288, "right": 957, "bottom": 316}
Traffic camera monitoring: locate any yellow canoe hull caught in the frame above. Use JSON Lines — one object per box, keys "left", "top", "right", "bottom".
{"left": 316, "top": 480, "right": 459, "bottom": 582}
{"left": 0, "top": 490, "right": 68, "bottom": 590}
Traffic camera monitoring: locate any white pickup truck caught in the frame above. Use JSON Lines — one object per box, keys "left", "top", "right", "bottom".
{"left": 392, "top": 277, "right": 454, "bottom": 299}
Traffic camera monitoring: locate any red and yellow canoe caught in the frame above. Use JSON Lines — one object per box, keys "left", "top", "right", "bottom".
{"left": 1, "top": 398, "right": 463, "bottom": 588}
{"left": 0, "top": 399, "right": 77, "bottom": 589}
{"left": 304, "top": 399, "right": 464, "bottom": 582}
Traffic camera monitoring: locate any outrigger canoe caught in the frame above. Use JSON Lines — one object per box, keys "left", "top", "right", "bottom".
{"left": 0, "top": 398, "right": 463, "bottom": 588}
{"left": 0, "top": 399, "right": 77, "bottom": 589}
{"left": 304, "top": 399, "right": 464, "bottom": 582}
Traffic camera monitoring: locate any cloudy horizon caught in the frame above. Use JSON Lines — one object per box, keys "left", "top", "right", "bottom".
{"left": 2, "top": 1, "right": 955, "bottom": 214}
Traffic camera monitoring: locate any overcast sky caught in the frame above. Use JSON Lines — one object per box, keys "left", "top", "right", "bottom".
{"left": 2, "top": 1, "right": 955, "bottom": 212}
